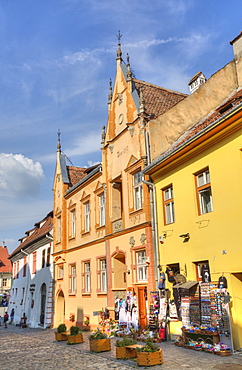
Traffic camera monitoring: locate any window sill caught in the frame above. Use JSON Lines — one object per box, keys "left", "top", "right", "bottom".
{"left": 96, "top": 225, "right": 105, "bottom": 231}
{"left": 129, "top": 208, "right": 143, "bottom": 217}
{"left": 97, "top": 292, "right": 107, "bottom": 296}
{"left": 81, "top": 231, "right": 90, "bottom": 236}
{"left": 68, "top": 293, "right": 76, "bottom": 297}
{"left": 68, "top": 236, "right": 76, "bottom": 241}
{"left": 82, "top": 293, "right": 91, "bottom": 297}
{"left": 57, "top": 277, "right": 63, "bottom": 280}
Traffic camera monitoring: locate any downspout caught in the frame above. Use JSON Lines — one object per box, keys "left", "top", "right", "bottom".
{"left": 21, "top": 249, "right": 30, "bottom": 319}
{"left": 143, "top": 131, "right": 160, "bottom": 289}
{"left": 142, "top": 178, "right": 160, "bottom": 289}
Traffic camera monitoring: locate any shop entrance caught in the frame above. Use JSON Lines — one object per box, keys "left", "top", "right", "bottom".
{"left": 56, "top": 290, "right": 65, "bottom": 325}
{"left": 137, "top": 286, "right": 147, "bottom": 330}
{"left": 40, "top": 283, "right": 46, "bottom": 325}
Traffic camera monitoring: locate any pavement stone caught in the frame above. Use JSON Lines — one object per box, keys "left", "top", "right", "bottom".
{"left": 0, "top": 324, "right": 242, "bottom": 369}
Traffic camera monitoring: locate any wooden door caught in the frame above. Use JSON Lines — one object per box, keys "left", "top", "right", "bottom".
{"left": 137, "top": 287, "right": 147, "bottom": 330}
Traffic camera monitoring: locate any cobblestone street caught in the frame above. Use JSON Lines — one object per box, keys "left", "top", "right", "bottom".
{"left": 0, "top": 325, "right": 242, "bottom": 370}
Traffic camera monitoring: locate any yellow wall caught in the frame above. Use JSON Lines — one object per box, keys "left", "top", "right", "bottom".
{"left": 153, "top": 127, "right": 242, "bottom": 349}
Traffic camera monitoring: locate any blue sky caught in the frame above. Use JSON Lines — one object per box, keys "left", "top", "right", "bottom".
{"left": 0, "top": 0, "right": 241, "bottom": 254}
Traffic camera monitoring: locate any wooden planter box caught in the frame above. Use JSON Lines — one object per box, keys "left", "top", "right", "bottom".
{"left": 137, "top": 349, "right": 163, "bottom": 367}
{"left": 55, "top": 332, "right": 68, "bottom": 341}
{"left": 89, "top": 338, "right": 111, "bottom": 352}
{"left": 116, "top": 347, "right": 127, "bottom": 359}
{"left": 67, "top": 334, "right": 84, "bottom": 344}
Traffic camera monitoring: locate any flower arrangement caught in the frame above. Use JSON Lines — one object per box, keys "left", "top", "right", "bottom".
{"left": 84, "top": 317, "right": 89, "bottom": 326}
{"left": 89, "top": 328, "right": 108, "bottom": 340}
{"left": 69, "top": 314, "right": 75, "bottom": 323}
{"left": 98, "top": 317, "right": 117, "bottom": 337}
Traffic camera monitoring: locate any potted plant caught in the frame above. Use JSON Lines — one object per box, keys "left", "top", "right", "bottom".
{"left": 136, "top": 340, "right": 163, "bottom": 366}
{"left": 115, "top": 336, "right": 138, "bottom": 359}
{"left": 55, "top": 324, "right": 68, "bottom": 341}
{"left": 67, "top": 326, "right": 84, "bottom": 344}
{"left": 89, "top": 329, "right": 111, "bottom": 352}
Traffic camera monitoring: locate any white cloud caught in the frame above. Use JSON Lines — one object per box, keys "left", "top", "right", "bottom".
{"left": 66, "top": 131, "right": 101, "bottom": 157}
{"left": 0, "top": 153, "right": 44, "bottom": 198}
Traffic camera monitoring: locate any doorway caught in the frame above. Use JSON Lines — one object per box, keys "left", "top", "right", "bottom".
{"left": 40, "top": 283, "right": 46, "bottom": 325}
{"left": 137, "top": 286, "right": 147, "bottom": 330}
{"left": 56, "top": 290, "right": 65, "bottom": 325}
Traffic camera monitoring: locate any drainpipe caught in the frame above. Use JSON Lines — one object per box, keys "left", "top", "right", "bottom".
{"left": 142, "top": 178, "right": 160, "bottom": 289}
{"left": 21, "top": 249, "right": 30, "bottom": 319}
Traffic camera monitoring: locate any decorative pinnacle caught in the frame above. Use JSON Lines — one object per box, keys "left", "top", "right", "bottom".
{"left": 57, "top": 129, "right": 61, "bottom": 151}
{"left": 108, "top": 78, "right": 113, "bottom": 104}
{"left": 126, "top": 53, "right": 132, "bottom": 81}
{"left": 116, "top": 30, "right": 122, "bottom": 60}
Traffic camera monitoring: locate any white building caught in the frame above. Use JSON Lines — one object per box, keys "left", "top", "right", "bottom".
{"left": 8, "top": 211, "right": 53, "bottom": 329}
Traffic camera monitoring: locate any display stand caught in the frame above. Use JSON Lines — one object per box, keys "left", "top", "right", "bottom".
{"left": 148, "top": 291, "right": 159, "bottom": 331}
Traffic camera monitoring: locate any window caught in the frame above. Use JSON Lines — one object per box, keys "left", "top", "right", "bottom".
{"left": 42, "top": 249, "right": 45, "bottom": 268}
{"left": 136, "top": 250, "right": 147, "bottom": 282}
{"left": 163, "top": 185, "right": 175, "bottom": 224}
{"left": 57, "top": 216, "right": 61, "bottom": 242}
{"left": 84, "top": 202, "right": 90, "bottom": 232}
{"left": 16, "top": 261, "right": 19, "bottom": 279}
{"left": 69, "top": 264, "right": 76, "bottom": 294}
{"left": 58, "top": 264, "right": 64, "bottom": 279}
{"left": 70, "top": 210, "right": 76, "bottom": 238}
{"left": 100, "top": 259, "right": 107, "bottom": 292}
{"left": 23, "top": 257, "right": 27, "bottom": 277}
{"left": 133, "top": 171, "right": 143, "bottom": 210}
{"left": 20, "top": 287, "right": 25, "bottom": 305}
{"left": 2, "top": 278, "right": 7, "bottom": 287}
{"left": 194, "top": 260, "right": 210, "bottom": 282}
{"left": 84, "top": 262, "right": 91, "bottom": 293}
{"left": 195, "top": 168, "right": 213, "bottom": 214}
{"left": 46, "top": 246, "right": 51, "bottom": 267}
{"left": 99, "top": 193, "right": 105, "bottom": 226}
{"left": 32, "top": 251, "right": 37, "bottom": 274}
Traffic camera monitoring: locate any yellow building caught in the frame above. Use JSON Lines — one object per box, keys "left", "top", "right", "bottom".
{"left": 52, "top": 36, "right": 187, "bottom": 330}
{"left": 144, "top": 33, "right": 242, "bottom": 350}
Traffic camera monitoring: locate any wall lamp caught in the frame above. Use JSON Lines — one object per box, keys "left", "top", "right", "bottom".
{"left": 179, "top": 233, "right": 190, "bottom": 242}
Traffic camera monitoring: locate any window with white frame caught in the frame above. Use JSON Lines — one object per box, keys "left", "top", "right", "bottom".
{"left": 84, "top": 262, "right": 91, "bottom": 293}
{"left": 71, "top": 210, "right": 76, "bottom": 238}
{"left": 57, "top": 216, "right": 61, "bottom": 242}
{"left": 2, "top": 278, "right": 7, "bottom": 287}
{"left": 133, "top": 171, "right": 143, "bottom": 210}
{"left": 99, "top": 193, "right": 105, "bottom": 226}
{"left": 58, "top": 264, "right": 64, "bottom": 279}
{"left": 69, "top": 264, "right": 76, "bottom": 294}
{"left": 136, "top": 250, "right": 147, "bottom": 282}
{"left": 100, "top": 259, "right": 107, "bottom": 292}
{"left": 84, "top": 202, "right": 90, "bottom": 232}
{"left": 163, "top": 185, "right": 175, "bottom": 224}
{"left": 196, "top": 169, "right": 213, "bottom": 214}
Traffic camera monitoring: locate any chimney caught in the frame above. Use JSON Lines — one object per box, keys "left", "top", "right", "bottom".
{"left": 230, "top": 32, "right": 242, "bottom": 88}
{"left": 230, "top": 32, "right": 242, "bottom": 61}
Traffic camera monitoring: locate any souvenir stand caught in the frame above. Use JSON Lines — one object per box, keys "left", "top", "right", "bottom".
{"left": 176, "top": 280, "right": 233, "bottom": 354}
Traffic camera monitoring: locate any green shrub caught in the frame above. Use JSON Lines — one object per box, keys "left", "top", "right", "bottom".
{"left": 70, "top": 326, "right": 80, "bottom": 336}
{"left": 57, "top": 324, "right": 67, "bottom": 333}
{"left": 136, "top": 339, "right": 159, "bottom": 353}
{"left": 115, "top": 336, "right": 137, "bottom": 347}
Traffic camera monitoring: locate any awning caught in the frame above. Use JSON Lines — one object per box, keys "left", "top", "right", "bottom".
{"left": 173, "top": 280, "right": 199, "bottom": 290}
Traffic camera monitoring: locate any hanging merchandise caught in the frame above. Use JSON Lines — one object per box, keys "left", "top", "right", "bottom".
{"left": 218, "top": 275, "right": 227, "bottom": 289}
{"left": 148, "top": 291, "right": 160, "bottom": 330}
{"left": 158, "top": 271, "right": 166, "bottom": 289}
{"left": 166, "top": 267, "right": 176, "bottom": 283}
{"left": 201, "top": 263, "right": 211, "bottom": 283}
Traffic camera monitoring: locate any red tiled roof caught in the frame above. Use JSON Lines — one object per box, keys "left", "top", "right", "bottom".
{"left": 9, "top": 211, "right": 53, "bottom": 259}
{"left": 67, "top": 166, "right": 87, "bottom": 187}
{"left": 0, "top": 246, "right": 12, "bottom": 273}
{"left": 133, "top": 79, "right": 187, "bottom": 118}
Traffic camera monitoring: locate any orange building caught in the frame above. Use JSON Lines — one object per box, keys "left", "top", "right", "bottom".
{"left": 53, "top": 37, "right": 186, "bottom": 330}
